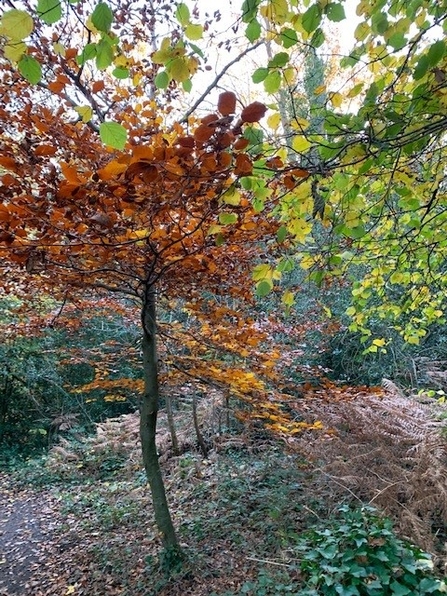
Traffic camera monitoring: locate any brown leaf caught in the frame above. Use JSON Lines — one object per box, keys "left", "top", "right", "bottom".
{"left": 240, "top": 102, "right": 267, "bottom": 123}
{"left": 218, "top": 91, "right": 237, "bottom": 116}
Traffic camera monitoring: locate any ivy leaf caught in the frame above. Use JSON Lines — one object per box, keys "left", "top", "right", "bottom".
{"left": 18, "top": 55, "right": 42, "bottom": 84}
{"left": 36, "top": 0, "right": 62, "bottom": 24}
{"left": 91, "top": 2, "right": 113, "bottom": 33}
{"left": 0, "top": 9, "right": 34, "bottom": 40}
{"left": 99, "top": 122, "right": 127, "bottom": 150}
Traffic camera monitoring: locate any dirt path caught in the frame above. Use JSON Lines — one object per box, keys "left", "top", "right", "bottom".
{"left": 0, "top": 476, "right": 61, "bottom": 595}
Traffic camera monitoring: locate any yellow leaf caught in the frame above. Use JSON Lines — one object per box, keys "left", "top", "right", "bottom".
{"left": 4, "top": 41, "right": 27, "bottom": 62}
{"left": 292, "top": 135, "right": 311, "bottom": 153}
{"left": 330, "top": 92, "right": 343, "bottom": 108}
{"left": 267, "top": 112, "right": 281, "bottom": 130}
{"left": 185, "top": 23, "right": 203, "bottom": 40}
{"left": 65, "top": 586, "right": 76, "bottom": 595}
{"left": 74, "top": 105, "right": 93, "bottom": 123}
{"left": 53, "top": 41, "right": 65, "bottom": 56}
{"left": 291, "top": 117, "right": 310, "bottom": 130}
{"left": 222, "top": 187, "right": 241, "bottom": 206}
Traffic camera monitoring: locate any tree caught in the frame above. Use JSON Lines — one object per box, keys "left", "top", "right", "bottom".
{"left": 1, "top": 0, "right": 447, "bottom": 556}
{"left": 0, "top": 28, "right": 278, "bottom": 551}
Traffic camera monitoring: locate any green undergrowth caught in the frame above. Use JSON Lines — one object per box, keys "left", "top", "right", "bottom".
{"left": 4, "top": 433, "right": 447, "bottom": 595}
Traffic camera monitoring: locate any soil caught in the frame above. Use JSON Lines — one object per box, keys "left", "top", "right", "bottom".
{"left": 0, "top": 474, "right": 61, "bottom": 596}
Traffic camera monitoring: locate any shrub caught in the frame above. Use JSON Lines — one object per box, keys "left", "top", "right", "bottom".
{"left": 294, "top": 505, "right": 447, "bottom": 596}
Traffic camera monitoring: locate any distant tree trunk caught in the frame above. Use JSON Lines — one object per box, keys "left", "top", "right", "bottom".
{"left": 166, "top": 393, "right": 179, "bottom": 456}
{"left": 140, "top": 285, "right": 179, "bottom": 551}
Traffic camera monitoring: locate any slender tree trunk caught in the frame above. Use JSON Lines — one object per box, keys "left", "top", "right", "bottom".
{"left": 140, "top": 285, "right": 179, "bottom": 550}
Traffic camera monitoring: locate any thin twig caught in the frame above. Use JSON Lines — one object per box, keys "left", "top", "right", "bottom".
{"left": 179, "top": 41, "right": 265, "bottom": 123}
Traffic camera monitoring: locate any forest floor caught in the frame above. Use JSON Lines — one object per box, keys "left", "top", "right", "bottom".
{"left": 1, "top": 390, "right": 447, "bottom": 595}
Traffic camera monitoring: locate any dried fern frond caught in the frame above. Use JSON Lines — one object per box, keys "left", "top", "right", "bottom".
{"left": 296, "top": 394, "right": 447, "bottom": 567}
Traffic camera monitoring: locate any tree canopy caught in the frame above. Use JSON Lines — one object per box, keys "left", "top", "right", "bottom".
{"left": 1, "top": 0, "right": 446, "bottom": 348}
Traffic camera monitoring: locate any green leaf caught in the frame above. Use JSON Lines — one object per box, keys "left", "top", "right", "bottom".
{"left": 18, "top": 55, "right": 42, "bottom": 84}
{"left": 0, "top": 9, "right": 34, "bottom": 40}
{"left": 189, "top": 43, "right": 204, "bottom": 58}
{"left": 155, "top": 70, "right": 170, "bottom": 89}
{"left": 264, "top": 70, "right": 281, "bottom": 93}
{"left": 426, "top": 40, "right": 446, "bottom": 67}
{"left": 280, "top": 27, "right": 298, "bottom": 48}
{"left": 277, "top": 225, "right": 288, "bottom": 243}
{"left": 36, "top": 0, "right": 62, "bottom": 24}
{"left": 242, "top": 0, "right": 261, "bottom": 23}
{"left": 111, "top": 66, "right": 129, "bottom": 79}
{"left": 77, "top": 43, "right": 97, "bottom": 65}
{"left": 219, "top": 213, "right": 238, "bottom": 225}
{"left": 326, "top": 3, "right": 346, "bottom": 22}
{"left": 301, "top": 4, "right": 322, "bottom": 34}
{"left": 175, "top": 2, "right": 190, "bottom": 26}
{"left": 256, "top": 280, "right": 272, "bottom": 297}
{"left": 252, "top": 67, "right": 269, "bottom": 83}
{"left": 311, "top": 27, "right": 325, "bottom": 47}
{"left": 99, "top": 122, "right": 127, "bottom": 150}
{"left": 96, "top": 39, "right": 114, "bottom": 70}
{"left": 246, "top": 19, "right": 261, "bottom": 42}
{"left": 413, "top": 54, "right": 430, "bottom": 80}
{"left": 91, "top": 2, "right": 113, "bottom": 33}
{"left": 389, "top": 582, "right": 411, "bottom": 596}
{"left": 388, "top": 32, "right": 407, "bottom": 50}
{"left": 343, "top": 225, "right": 366, "bottom": 240}
{"left": 168, "top": 57, "right": 190, "bottom": 82}
{"left": 182, "top": 78, "right": 192, "bottom": 92}
{"left": 268, "top": 52, "right": 289, "bottom": 68}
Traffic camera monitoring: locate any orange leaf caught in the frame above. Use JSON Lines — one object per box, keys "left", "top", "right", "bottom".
{"left": 194, "top": 124, "right": 214, "bottom": 142}
{"left": 218, "top": 152, "right": 232, "bottom": 168}
{"left": 241, "top": 101, "right": 267, "bottom": 123}
{"left": 141, "top": 164, "right": 159, "bottom": 183}
{"left": 92, "top": 80, "right": 105, "bottom": 93}
{"left": 48, "top": 81, "right": 65, "bottom": 93}
{"left": 201, "top": 113, "right": 219, "bottom": 126}
{"left": 265, "top": 156, "right": 284, "bottom": 169}
{"left": 176, "top": 136, "right": 195, "bottom": 148}
{"left": 291, "top": 168, "right": 310, "bottom": 178}
{"left": 218, "top": 91, "right": 237, "bottom": 116}
{"left": 233, "top": 138, "right": 249, "bottom": 151}
{"left": 0, "top": 157, "right": 18, "bottom": 172}
{"left": 65, "top": 48, "right": 77, "bottom": 60}
{"left": 234, "top": 153, "right": 252, "bottom": 175}
{"left": 34, "top": 145, "right": 57, "bottom": 156}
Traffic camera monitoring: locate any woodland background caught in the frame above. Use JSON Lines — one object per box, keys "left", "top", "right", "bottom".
{"left": 1, "top": 0, "right": 447, "bottom": 594}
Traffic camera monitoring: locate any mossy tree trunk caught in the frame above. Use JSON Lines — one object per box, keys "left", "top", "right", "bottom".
{"left": 140, "top": 284, "right": 179, "bottom": 550}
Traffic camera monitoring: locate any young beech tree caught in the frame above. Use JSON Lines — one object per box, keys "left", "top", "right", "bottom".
{"left": 0, "top": 78, "right": 288, "bottom": 553}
